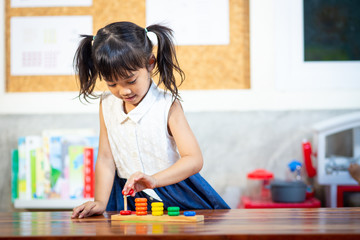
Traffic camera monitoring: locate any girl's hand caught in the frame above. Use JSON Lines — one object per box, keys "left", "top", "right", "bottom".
{"left": 71, "top": 201, "right": 106, "bottom": 219}
{"left": 123, "top": 171, "right": 157, "bottom": 197}
{"left": 349, "top": 163, "right": 360, "bottom": 185}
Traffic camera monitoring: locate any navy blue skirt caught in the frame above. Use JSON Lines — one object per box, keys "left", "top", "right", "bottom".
{"left": 106, "top": 172, "right": 230, "bottom": 211}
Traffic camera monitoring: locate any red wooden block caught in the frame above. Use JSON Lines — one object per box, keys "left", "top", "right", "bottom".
{"left": 122, "top": 189, "right": 134, "bottom": 196}
{"left": 120, "top": 210, "right": 132, "bottom": 215}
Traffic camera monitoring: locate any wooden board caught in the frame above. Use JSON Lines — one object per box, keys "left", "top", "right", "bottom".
{"left": 111, "top": 214, "right": 204, "bottom": 223}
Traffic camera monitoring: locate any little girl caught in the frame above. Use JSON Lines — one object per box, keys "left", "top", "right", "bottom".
{"left": 71, "top": 21, "right": 229, "bottom": 218}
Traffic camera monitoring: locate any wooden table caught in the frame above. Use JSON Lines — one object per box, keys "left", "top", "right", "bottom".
{"left": 1, "top": 208, "right": 360, "bottom": 239}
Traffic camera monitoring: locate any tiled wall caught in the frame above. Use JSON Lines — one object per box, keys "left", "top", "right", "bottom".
{"left": 0, "top": 109, "right": 357, "bottom": 211}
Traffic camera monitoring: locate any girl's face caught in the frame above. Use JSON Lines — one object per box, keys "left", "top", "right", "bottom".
{"left": 106, "top": 66, "right": 153, "bottom": 113}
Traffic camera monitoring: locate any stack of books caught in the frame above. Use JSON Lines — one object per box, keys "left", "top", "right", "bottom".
{"left": 12, "top": 129, "right": 99, "bottom": 202}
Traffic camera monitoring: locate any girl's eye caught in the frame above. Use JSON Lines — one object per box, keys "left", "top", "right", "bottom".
{"left": 128, "top": 79, "right": 137, "bottom": 84}
{"left": 107, "top": 83, "right": 116, "bottom": 87}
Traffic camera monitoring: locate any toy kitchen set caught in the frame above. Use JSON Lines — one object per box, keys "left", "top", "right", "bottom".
{"left": 311, "top": 112, "right": 360, "bottom": 208}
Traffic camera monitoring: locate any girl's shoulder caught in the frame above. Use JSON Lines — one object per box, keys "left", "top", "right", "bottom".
{"left": 157, "top": 87, "right": 174, "bottom": 102}
{"left": 100, "top": 91, "right": 112, "bottom": 100}
{"left": 100, "top": 92, "right": 122, "bottom": 113}
{"left": 100, "top": 91, "right": 115, "bottom": 103}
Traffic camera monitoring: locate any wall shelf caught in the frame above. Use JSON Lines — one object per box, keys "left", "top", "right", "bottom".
{"left": 14, "top": 199, "right": 93, "bottom": 210}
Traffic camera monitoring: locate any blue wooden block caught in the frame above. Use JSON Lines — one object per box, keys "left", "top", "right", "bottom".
{"left": 184, "top": 211, "right": 196, "bottom": 217}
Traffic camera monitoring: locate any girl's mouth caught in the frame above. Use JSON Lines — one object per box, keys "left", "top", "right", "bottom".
{"left": 124, "top": 95, "right": 136, "bottom": 102}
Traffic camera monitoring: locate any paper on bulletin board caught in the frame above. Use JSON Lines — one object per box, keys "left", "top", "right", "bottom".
{"left": 146, "top": 0, "right": 229, "bottom": 46}
{"left": 11, "top": 0, "right": 92, "bottom": 8}
{"left": 10, "top": 16, "right": 93, "bottom": 76}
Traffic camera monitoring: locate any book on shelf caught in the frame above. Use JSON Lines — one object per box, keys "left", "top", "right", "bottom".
{"left": 15, "top": 129, "right": 98, "bottom": 201}
{"left": 69, "top": 145, "right": 84, "bottom": 199}
{"left": 43, "top": 129, "right": 97, "bottom": 199}
{"left": 35, "top": 147, "right": 46, "bottom": 199}
{"left": 30, "top": 149, "right": 36, "bottom": 198}
{"left": 84, "top": 147, "right": 94, "bottom": 198}
{"left": 11, "top": 149, "right": 19, "bottom": 202}
{"left": 18, "top": 136, "right": 42, "bottom": 200}
{"left": 17, "top": 138, "right": 26, "bottom": 199}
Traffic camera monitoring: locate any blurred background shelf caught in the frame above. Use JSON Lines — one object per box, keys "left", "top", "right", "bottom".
{"left": 14, "top": 199, "right": 93, "bottom": 210}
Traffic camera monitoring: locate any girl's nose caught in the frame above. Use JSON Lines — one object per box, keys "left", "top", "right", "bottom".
{"left": 119, "top": 87, "right": 131, "bottom": 96}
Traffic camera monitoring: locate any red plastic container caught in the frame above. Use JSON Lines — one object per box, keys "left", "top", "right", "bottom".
{"left": 246, "top": 169, "right": 274, "bottom": 201}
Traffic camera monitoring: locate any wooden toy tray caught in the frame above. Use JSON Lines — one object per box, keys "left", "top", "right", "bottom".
{"left": 111, "top": 214, "right": 204, "bottom": 222}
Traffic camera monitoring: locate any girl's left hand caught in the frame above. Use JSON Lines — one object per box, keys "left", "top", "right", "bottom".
{"left": 123, "top": 171, "right": 157, "bottom": 197}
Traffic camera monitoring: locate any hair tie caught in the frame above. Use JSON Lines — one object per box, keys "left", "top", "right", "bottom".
{"left": 93, "top": 35, "right": 96, "bottom": 41}
{"left": 144, "top": 28, "right": 148, "bottom": 34}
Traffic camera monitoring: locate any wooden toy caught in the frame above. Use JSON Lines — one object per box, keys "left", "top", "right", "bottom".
{"left": 113, "top": 197, "right": 204, "bottom": 222}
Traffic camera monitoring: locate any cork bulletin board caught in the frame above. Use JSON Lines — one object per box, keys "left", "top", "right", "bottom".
{"left": 5, "top": 0, "right": 250, "bottom": 92}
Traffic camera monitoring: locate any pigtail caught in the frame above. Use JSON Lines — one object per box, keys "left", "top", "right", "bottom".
{"left": 73, "top": 35, "right": 98, "bottom": 102}
{"left": 146, "top": 25, "right": 185, "bottom": 100}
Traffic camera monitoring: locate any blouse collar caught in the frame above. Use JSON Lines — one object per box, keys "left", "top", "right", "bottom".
{"left": 117, "top": 81, "right": 161, "bottom": 124}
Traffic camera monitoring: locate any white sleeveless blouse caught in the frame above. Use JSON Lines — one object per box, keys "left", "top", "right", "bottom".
{"left": 101, "top": 81, "right": 180, "bottom": 199}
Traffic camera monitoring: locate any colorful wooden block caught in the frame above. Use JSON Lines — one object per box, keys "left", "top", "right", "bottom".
{"left": 167, "top": 206, "right": 180, "bottom": 212}
{"left": 184, "top": 211, "right": 196, "bottom": 216}
{"left": 135, "top": 198, "right": 147, "bottom": 203}
{"left": 120, "top": 210, "right": 131, "bottom": 215}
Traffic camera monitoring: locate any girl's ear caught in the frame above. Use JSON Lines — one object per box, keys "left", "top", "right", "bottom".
{"left": 148, "top": 54, "right": 156, "bottom": 71}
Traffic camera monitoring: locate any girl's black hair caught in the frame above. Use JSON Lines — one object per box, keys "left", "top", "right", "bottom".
{"left": 74, "top": 21, "right": 185, "bottom": 102}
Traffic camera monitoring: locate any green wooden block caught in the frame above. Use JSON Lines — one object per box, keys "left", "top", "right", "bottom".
{"left": 167, "top": 211, "right": 180, "bottom": 216}
{"left": 167, "top": 206, "right": 180, "bottom": 212}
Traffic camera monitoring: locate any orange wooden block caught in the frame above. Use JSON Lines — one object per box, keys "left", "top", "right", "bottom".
{"left": 136, "top": 211, "right": 147, "bottom": 216}
{"left": 135, "top": 207, "right": 147, "bottom": 211}
{"left": 135, "top": 198, "right": 147, "bottom": 203}
{"left": 135, "top": 202, "right": 148, "bottom": 207}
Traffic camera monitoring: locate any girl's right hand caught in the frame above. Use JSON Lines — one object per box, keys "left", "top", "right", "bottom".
{"left": 124, "top": 171, "right": 157, "bottom": 197}
{"left": 71, "top": 201, "right": 106, "bottom": 219}
{"left": 349, "top": 163, "right": 360, "bottom": 185}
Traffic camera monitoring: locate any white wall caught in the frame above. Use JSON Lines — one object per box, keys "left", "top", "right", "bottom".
{"left": 0, "top": 0, "right": 359, "bottom": 114}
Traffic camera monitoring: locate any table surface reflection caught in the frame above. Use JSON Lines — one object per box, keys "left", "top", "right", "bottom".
{"left": 1, "top": 208, "right": 360, "bottom": 239}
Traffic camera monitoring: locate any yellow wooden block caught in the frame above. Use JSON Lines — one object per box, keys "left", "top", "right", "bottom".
{"left": 151, "top": 202, "right": 164, "bottom": 207}
{"left": 151, "top": 207, "right": 164, "bottom": 211}
{"left": 152, "top": 211, "right": 163, "bottom": 216}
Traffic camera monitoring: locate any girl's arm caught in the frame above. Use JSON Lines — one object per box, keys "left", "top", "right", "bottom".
{"left": 71, "top": 101, "right": 116, "bottom": 218}
{"left": 152, "top": 100, "right": 203, "bottom": 187}
{"left": 123, "top": 100, "right": 203, "bottom": 194}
